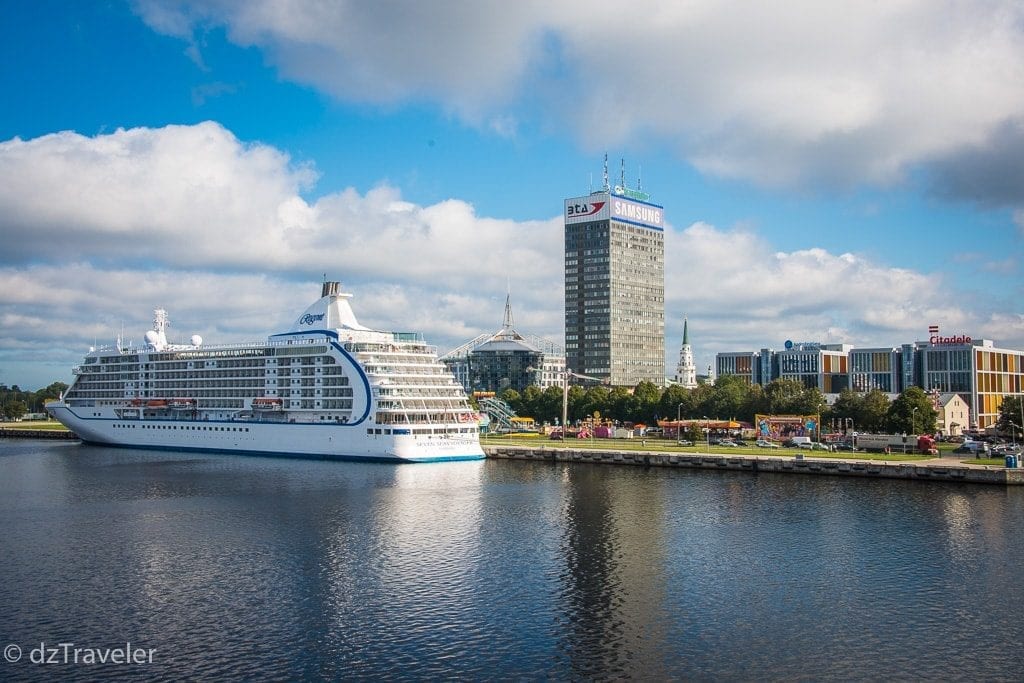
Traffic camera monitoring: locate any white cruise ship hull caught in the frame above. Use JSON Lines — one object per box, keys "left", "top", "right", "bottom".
{"left": 50, "top": 405, "right": 484, "bottom": 463}
{"left": 50, "top": 282, "right": 487, "bottom": 464}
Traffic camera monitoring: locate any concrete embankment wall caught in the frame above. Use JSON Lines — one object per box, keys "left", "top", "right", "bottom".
{"left": 485, "top": 446, "right": 1024, "bottom": 486}
{"left": 0, "top": 428, "right": 79, "bottom": 440}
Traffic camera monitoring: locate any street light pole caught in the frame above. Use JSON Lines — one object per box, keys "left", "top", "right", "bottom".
{"left": 703, "top": 415, "right": 710, "bottom": 453}
{"left": 912, "top": 406, "right": 918, "bottom": 436}
{"left": 562, "top": 368, "right": 570, "bottom": 437}
{"left": 677, "top": 403, "right": 684, "bottom": 445}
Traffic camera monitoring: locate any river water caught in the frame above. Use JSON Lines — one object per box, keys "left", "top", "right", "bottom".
{"left": 1, "top": 440, "right": 1022, "bottom": 681}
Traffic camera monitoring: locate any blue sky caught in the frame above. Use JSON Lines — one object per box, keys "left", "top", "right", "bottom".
{"left": 1, "top": 0, "right": 1022, "bottom": 390}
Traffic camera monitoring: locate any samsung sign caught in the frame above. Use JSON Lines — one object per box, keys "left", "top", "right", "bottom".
{"left": 612, "top": 198, "right": 663, "bottom": 229}
{"left": 565, "top": 193, "right": 664, "bottom": 230}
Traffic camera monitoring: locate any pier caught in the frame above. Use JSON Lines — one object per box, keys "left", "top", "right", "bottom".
{"left": 484, "top": 445, "right": 1024, "bottom": 486}
{"left": 0, "top": 427, "right": 79, "bottom": 440}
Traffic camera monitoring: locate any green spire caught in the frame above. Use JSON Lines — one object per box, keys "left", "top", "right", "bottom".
{"left": 682, "top": 317, "right": 689, "bottom": 345}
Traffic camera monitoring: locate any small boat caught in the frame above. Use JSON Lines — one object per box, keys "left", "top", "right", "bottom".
{"left": 146, "top": 399, "right": 168, "bottom": 408}
{"left": 252, "top": 397, "right": 283, "bottom": 411}
{"left": 168, "top": 398, "right": 197, "bottom": 410}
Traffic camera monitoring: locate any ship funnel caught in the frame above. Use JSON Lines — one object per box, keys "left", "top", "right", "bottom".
{"left": 322, "top": 281, "right": 341, "bottom": 297}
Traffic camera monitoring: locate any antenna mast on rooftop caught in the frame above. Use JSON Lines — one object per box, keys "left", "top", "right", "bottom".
{"left": 602, "top": 153, "right": 609, "bottom": 191}
{"left": 503, "top": 278, "right": 514, "bottom": 330}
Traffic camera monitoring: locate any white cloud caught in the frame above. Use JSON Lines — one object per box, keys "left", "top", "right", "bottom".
{"left": 1, "top": 122, "right": 1020, "bottom": 390}
{"left": 133, "top": 0, "right": 1024, "bottom": 192}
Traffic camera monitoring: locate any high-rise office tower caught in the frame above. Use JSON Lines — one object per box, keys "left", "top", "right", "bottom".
{"left": 564, "top": 158, "right": 665, "bottom": 386}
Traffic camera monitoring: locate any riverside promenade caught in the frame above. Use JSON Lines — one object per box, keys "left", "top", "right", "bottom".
{"left": 484, "top": 444, "right": 1024, "bottom": 486}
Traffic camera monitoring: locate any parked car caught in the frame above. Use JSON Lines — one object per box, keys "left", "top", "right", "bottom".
{"left": 676, "top": 439, "right": 694, "bottom": 446}
{"left": 833, "top": 443, "right": 858, "bottom": 452}
{"left": 733, "top": 439, "right": 749, "bottom": 447}
{"left": 717, "top": 439, "right": 738, "bottom": 447}
{"left": 756, "top": 440, "right": 781, "bottom": 449}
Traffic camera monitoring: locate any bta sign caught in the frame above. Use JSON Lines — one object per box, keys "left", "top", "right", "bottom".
{"left": 930, "top": 333, "right": 972, "bottom": 345}
{"left": 566, "top": 201, "right": 605, "bottom": 219}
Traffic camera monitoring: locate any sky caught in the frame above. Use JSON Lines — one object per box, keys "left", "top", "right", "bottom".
{"left": 1, "top": 0, "right": 1023, "bottom": 391}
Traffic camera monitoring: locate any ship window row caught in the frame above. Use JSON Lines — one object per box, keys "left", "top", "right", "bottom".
{"left": 152, "top": 370, "right": 267, "bottom": 379}
{"left": 373, "top": 413, "right": 477, "bottom": 425}
{"left": 367, "top": 427, "right": 477, "bottom": 435}
{"left": 273, "top": 346, "right": 329, "bottom": 357}
{"left": 114, "top": 423, "right": 251, "bottom": 432}
{"left": 153, "top": 381, "right": 265, "bottom": 390}
{"left": 100, "top": 356, "right": 136, "bottom": 364}
{"left": 273, "top": 356, "right": 333, "bottom": 366}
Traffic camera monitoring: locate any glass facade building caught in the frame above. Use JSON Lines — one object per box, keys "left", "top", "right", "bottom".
{"left": 716, "top": 338, "right": 1024, "bottom": 429}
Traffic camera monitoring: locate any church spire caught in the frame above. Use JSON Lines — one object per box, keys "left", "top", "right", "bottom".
{"left": 676, "top": 315, "right": 697, "bottom": 388}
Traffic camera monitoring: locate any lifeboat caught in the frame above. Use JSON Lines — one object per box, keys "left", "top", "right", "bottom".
{"left": 146, "top": 399, "right": 168, "bottom": 408}
{"left": 168, "top": 398, "right": 197, "bottom": 410}
{"left": 252, "top": 397, "right": 283, "bottom": 411}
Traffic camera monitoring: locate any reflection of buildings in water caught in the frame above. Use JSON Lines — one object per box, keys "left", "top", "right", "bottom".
{"left": 941, "top": 489, "right": 1012, "bottom": 562}
{"left": 557, "top": 466, "right": 672, "bottom": 678}
{"left": 321, "top": 460, "right": 486, "bottom": 644}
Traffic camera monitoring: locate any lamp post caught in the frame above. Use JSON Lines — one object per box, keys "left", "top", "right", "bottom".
{"left": 912, "top": 406, "right": 918, "bottom": 436}
{"left": 677, "top": 403, "right": 684, "bottom": 446}
{"left": 703, "top": 415, "right": 710, "bottom": 453}
{"left": 562, "top": 368, "right": 570, "bottom": 438}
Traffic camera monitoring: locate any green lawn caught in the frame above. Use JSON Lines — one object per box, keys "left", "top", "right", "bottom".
{"left": 1, "top": 420, "right": 69, "bottom": 431}
{"left": 480, "top": 435, "right": 930, "bottom": 461}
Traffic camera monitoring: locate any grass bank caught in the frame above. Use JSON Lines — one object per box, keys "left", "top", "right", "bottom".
{"left": 480, "top": 435, "right": 931, "bottom": 462}
{"left": 1, "top": 420, "right": 68, "bottom": 431}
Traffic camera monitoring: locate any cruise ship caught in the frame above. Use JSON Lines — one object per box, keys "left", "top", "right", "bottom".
{"left": 47, "top": 282, "right": 485, "bottom": 463}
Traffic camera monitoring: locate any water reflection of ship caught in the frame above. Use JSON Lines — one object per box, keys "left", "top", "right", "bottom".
{"left": 557, "top": 466, "right": 672, "bottom": 678}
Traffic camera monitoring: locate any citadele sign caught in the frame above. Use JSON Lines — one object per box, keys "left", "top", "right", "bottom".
{"left": 930, "top": 333, "right": 972, "bottom": 345}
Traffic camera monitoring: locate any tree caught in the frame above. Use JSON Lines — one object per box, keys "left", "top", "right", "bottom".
{"left": 996, "top": 396, "right": 1024, "bottom": 440}
{"left": 3, "top": 400, "right": 27, "bottom": 420}
{"left": 658, "top": 384, "right": 691, "bottom": 422}
{"left": 758, "top": 379, "right": 809, "bottom": 416}
{"left": 31, "top": 381, "right": 68, "bottom": 411}
{"left": 633, "top": 380, "right": 661, "bottom": 423}
{"left": 499, "top": 388, "right": 522, "bottom": 415}
{"left": 566, "top": 386, "right": 587, "bottom": 424}
{"left": 538, "top": 386, "right": 564, "bottom": 424}
{"left": 859, "top": 389, "right": 891, "bottom": 433}
{"left": 825, "top": 388, "right": 862, "bottom": 433}
{"left": 705, "top": 374, "right": 751, "bottom": 420}
{"left": 885, "top": 387, "right": 936, "bottom": 434}
{"left": 580, "top": 386, "right": 611, "bottom": 421}
{"left": 607, "top": 386, "right": 633, "bottom": 422}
